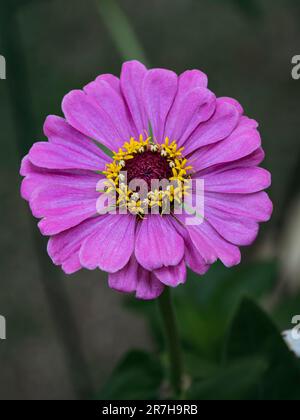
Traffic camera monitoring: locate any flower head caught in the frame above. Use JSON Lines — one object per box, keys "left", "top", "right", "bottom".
{"left": 20, "top": 60, "right": 272, "bottom": 300}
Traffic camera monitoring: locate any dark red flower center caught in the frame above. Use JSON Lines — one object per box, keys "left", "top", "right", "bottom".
{"left": 124, "top": 151, "right": 172, "bottom": 188}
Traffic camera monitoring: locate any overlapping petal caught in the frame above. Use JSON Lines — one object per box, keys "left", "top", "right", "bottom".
{"left": 19, "top": 60, "right": 273, "bottom": 300}
{"left": 108, "top": 256, "right": 165, "bottom": 300}
{"left": 48, "top": 216, "right": 108, "bottom": 274}
{"left": 135, "top": 215, "right": 185, "bottom": 271}
{"left": 80, "top": 214, "right": 136, "bottom": 273}
{"left": 142, "top": 68, "right": 178, "bottom": 143}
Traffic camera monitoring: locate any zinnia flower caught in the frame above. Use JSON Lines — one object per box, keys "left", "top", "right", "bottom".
{"left": 20, "top": 60, "right": 272, "bottom": 300}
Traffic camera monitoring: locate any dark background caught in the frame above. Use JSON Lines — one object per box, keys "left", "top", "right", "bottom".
{"left": 0, "top": 0, "right": 300, "bottom": 400}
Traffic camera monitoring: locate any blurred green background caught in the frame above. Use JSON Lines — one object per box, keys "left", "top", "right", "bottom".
{"left": 0, "top": 0, "right": 300, "bottom": 400}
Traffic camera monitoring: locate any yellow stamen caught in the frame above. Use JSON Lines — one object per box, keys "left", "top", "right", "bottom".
{"left": 102, "top": 135, "right": 193, "bottom": 217}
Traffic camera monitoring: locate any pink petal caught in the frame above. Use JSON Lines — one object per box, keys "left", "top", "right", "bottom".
{"left": 80, "top": 214, "right": 136, "bottom": 273}
{"left": 21, "top": 165, "right": 100, "bottom": 202}
{"left": 165, "top": 87, "right": 216, "bottom": 145}
{"left": 219, "top": 97, "right": 244, "bottom": 116}
{"left": 183, "top": 98, "right": 240, "bottom": 155}
{"left": 62, "top": 253, "right": 82, "bottom": 275}
{"left": 176, "top": 214, "right": 241, "bottom": 268}
{"left": 38, "top": 204, "right": 97, "bottom": 236}
{"left": 96, "top": 74, "right": 121, "bottom": 92}
{"left": 205, "top": 191, "right": 273, "bottom": 222}
{"left": 180, "top": 221, "right": 218, "bottom": 265}
{"left": 120, "top": 60, "right": 148, "bottom": 135}
{"left": 177, "top": 69, "right": 208, "bottom": 90}
{"left": 169, "top": 216, "right": 210, "bottom": 275}
{"left": 84, "top": 78, "right": 137, "bottom": 140}
{"left": 189, "top": 117, "right": 261, "bottom": 172}
{"left": 108, "top": 255, "right": 138, "bottom": 293}
{"left": 20, "top": 155, "right": 31, "bottom": 176}
{"left": 202, "top": 167, "right": 271, "bottom": 193}
{"left": 30, "top": 185, "right": 98, "bottom": 218}
{"left": 48, "top": 216, "right": 109, "bottom": 273}
{"left": 44, "top": 115, "right": 110, "bottom": 163}
{"left": 109, "top": 255, "right": 165, "bottom": 299}
{"left": 184, "top": 239, "right": 210, "bottom": 275}
{"left": 194, "top": 147, "right": 265, "bottom": 177}
{"left": 142, "top": 69, "right": 178, "bottom": 143}
{"left": 154, "top": 259, "right": 187, "bottom": 287}
{"left": 135, "top": 270, "right": 165, "bottom": 300}
{"left": 205, "top": 206, "right": 259, "bottom": 246}
{"left": 28, "top": 142, "right": 105, "bottom": 172}
{"left": 135, "top": 215, "right": 184, "bottom": 271}
{"left": 192, "top": 220, "right": 241, "bottom": 267}
{"left": 62, "top": 89, "right": 123, "bottom": 150}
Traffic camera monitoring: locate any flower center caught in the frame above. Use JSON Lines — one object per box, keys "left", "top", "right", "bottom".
{"left": 125, "top": 150, "right": 172, "bottom": 188}
{"left": 102, "top": 135, "right": 193, "bottom": 216}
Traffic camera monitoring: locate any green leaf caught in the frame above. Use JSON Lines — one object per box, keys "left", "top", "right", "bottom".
{"left": 224, "top": 297, "right": 300, "bottom": 400}
{"left": 185, "top": 260, "right": 277, "bottom": 308}
{"left": 184, "top": 352, "right": 219, "bottom": 380}
{"left": 125, "top": 261, "right": 277, "bottom": 361}
{"left": 187, "top": 357, "right": 267, "bottom": 400}
{"left": 98, "top": 350, "right": 163, "bottom": 400}
{"left": 174, "top": 260, "right": 277, "bottom": 359}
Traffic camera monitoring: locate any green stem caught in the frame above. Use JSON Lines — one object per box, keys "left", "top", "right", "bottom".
{"left": 96, "top": 0, "right": 149, "bottom": 65}
{"left": 158, "top": 288, "right": 184, "bottom": 398}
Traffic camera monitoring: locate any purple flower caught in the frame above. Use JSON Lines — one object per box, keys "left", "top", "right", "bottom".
{"left": 20, "top": 61, "right": 272, "bottom": 300}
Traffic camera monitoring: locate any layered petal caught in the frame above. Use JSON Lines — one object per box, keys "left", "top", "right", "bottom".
{"left": 135, "top": 269, "right": 165, "bottom": 300}
{"left": 44, "top": 115, "right": 110, "bottom": 164}
{"left": 164, "top": 87, "right": 216, "bottom": 146}
{"left": 108, "top": 255, "right": 139, "bottom": 294}
{"left": 219, "top": 97, "right": 244, "bottom": 116}
{"left": 194, "top": 147, "right": 265, "bottom": 177}
{"left": 154, "top": 259, "right": 187, "bottom": 287}
{"left": 30, "top": 182, "right": 97, "bottom": 214}
{"left": 169, "top": 215, "right": 210, "bottom": 275}
{"left": 21, "top": 166, "right": 100, "bottom": 202}
{"left": 176, "top": 214, "right": 241, "bottom": 268}
{"left": 205, "top": 191, "right": 273, "bottom": 222}
{"left": 19, "top": 62, "right": 273, "bottom": 297}
{"left": 84, "top": 78, "right": 138, "bottom": 139}
{"left": 202, "top": 167, "right": 271, "bottom": 193}
{"left": 28, "top": 115, "right": 109, "bottom": 172}
{"left": 95, "top": 73, "right": 120, "bottom": 92}
{"left": 189, "top": 116, "right": 261, "bottom": 172}
{"left": 204, "top": 206, "right": 259, "bottom": 246}
{"left": 108, "top": 255, "right": 165, "bottom": 299}
{"left": 177, "top": 69, "right": 208, "bottom": 90}
{"left": 48, "top": 216, "right": 109, "bottom": 274}
{"left": 120, "top": 60, "right": 148, "bottom": 135}
{"left": 135, "top": 215, "right": 184, "bottom": 270}
{"left": 183, "top": 98, "right": 240, "bottom": 155}
{"left": 23, "top": 166, "right": 101, "bottom": 235}
{"left": 80, "top": 214, "right": 136, "bottom": 273}
{"left": 62, "top": 89, "right": 123, "bottom": 150}
{"left": 184, "top": 238, "right": 210, "bottom": 275}
{"left": 142, "top": 69, "right": 178, "bottom": 142}
{"left": 38, "top": 204, "right": 97, "bottom": 236}
{"left": 28, "top": 141, "right": 105, "bottom": 172}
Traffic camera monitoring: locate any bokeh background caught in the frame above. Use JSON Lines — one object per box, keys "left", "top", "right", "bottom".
{"left": 1, "top": 0, "right": 300, "bottom": 400}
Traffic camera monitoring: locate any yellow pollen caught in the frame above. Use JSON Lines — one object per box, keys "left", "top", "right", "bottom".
{"left": 102, "top": 135, "right": 193, "bottom": 217}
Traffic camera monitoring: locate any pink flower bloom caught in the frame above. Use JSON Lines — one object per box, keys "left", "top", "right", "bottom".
{"left": 20, "top": 61, "right": 272, "bottom": 300}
